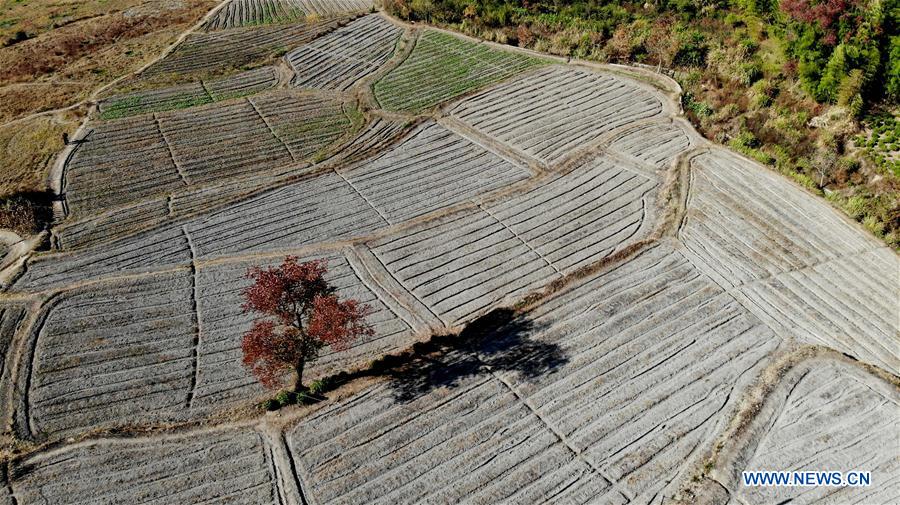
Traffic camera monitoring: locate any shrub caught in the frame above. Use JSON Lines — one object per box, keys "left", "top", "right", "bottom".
{"left": 275, "top": 390, "right": 296, "bottom": 406}
{"left": 673, "top": 29, "right": 707, "bottom": 67}
{"left": 736, "top": 60, "right": 763, "bottom": 86}
{"left": 749, "top": 79, "right": 777, "bottom": 108}
{"left": 683, "top": 92, "right": 713, "bottom": 117}
{"left": 0, "top": 193, "right": 53, "bottom": 235}
{"left": 863, "top": 214, "right": 885, "bottom": 236}
{"left": 844, "top": 195, "right": 868, "bottom": 219}
{"left": 308, "top": 379, "right": 328, "bottom": 396}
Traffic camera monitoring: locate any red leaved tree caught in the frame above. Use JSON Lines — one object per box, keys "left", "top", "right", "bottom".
{"left": 240, "top": 257, "right": 374, "bottom": 393}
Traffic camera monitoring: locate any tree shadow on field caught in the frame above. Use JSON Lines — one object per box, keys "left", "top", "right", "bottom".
{"left": 380, "top": 308, "right": 567, "bottom": 404}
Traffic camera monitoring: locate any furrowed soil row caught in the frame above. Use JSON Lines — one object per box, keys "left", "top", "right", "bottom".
{"left": 680, "top": 150, "right": 878, "bottom": 287}
{"left": 19, "top": 270, "right": 197, "bottom": 438}
{"left": 678, "top": 149, "right": 898, "bottom": 373}
{"left": 495, "top": 242, "right": 780, "bottom": 501}
{"left": 0, "top": 301, "right": 29, "bottom": 432}
{"left": 721, "top": 359, "right": 900, "bottom": 505}
{"left": 732, "top": 248, "right": 900, "bottom": 374}
{"left": 98, "top": 67, "right": 279, "bottom": 120}
{"left": 368, "top": 208, "right": 562, "bottom": 326}
{"left": 367, "top": 153, "right": 660, "bottom": 325}
{"left": 205, "top": 0, "right": 307, "bottom": 31}
{"left": 605, "top": 119, "right": 696, "bottom": 170}
{"left": 450, "top": 66, "right": 666, "bottom": 165}
{"left": 8, "top": 427, "right": 280, "bottom": 504}
{"left": 65, "top": 89, "right": 348, "bottom": 218}
{"left": 293, "top": 0, "right": 373, "bottom": 17}
{"left": 285, "top": 373, "right": 625, "bottom": 504}
{"left": 52, "top": 116, "right": 411, "bottom": 254}
{"left": 288, "top": 14, "right": 403, "bottom": 92}
{"left": 373, "top": 30, "right": 546, "bottom": 113}
{"left": 482, "top": 155, "right": 659, "bottom": 274}
{"left": 64, "top": 117, "right": 184, "bottom": 216}
{"left": 143, "top": 18, "right": 347, "bottom": 78}
{"left": 184, "top": 170, "right": 387, "bottom": 259}
{"left": 10, "top": 226, "right": 192, "bottom": 293}
{"left": 338, "top": 120, "right": 532, "bottom": 224}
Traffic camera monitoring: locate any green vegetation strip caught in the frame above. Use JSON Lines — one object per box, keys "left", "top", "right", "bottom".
{"left": 100, "top": 89, "right": 264, "bottom": 120}
{"left": 374, "top": 31, "right": 547, "bottom": 113}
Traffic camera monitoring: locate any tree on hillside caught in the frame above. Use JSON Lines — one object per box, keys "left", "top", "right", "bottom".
{"left": 240, "top": 257, "right": 374, "bottom": 393}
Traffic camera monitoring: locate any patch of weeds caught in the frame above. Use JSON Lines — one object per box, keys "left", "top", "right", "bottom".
{"left": 855, "top": 113, "right": 900, "bottom": 177}
{"left": 0, "top": 191, "right": 54, "bottom": 235}
{"left": 168, "top": 93, "right": 214, "bottom": 110}
{"left": 263, "top": 381, "right": 331, "bottom": 411}
{"left": 729, "top": 130, "right": 774, "bottom": 165}
{"left": 682, "top": 91, "right": 713, "bottom": 118}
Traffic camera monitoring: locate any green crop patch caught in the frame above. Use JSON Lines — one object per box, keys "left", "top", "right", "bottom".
{"left": 99, "top": 67, "right": 279, "bottom": 120}
{"left": 373, "top": 31, "right": 547, "bottom": 113}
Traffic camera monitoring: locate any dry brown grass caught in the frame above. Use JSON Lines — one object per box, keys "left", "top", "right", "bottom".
{"left": 0, "top": 83, "right": 85, "bottom": 125}
{"left": 0, "top": 0, "right": 217, "bottom": 124}
{"left": 0, "top": 116, "right": 77, "bottom": 196}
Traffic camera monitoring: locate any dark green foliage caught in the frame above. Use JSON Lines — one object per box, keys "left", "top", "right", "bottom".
{"left": 275, "top": 390, "right": 297, "bottom": 406}
{"left": 887, "top": 36, "right": 900, "bottom": 102}
{"left": 674, "top": 30, "right": 707, "bottom": 67}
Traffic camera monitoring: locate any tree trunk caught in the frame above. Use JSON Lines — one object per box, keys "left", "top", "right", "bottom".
{"left": 293, "top": 358, "right": 306, "bottom": 393}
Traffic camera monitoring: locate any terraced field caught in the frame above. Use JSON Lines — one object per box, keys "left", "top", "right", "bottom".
{"left": 65, "top": 89, "right": 350, "bottom": 217}
{"left": 715, "top": 358, "right": 900, "bottom": 504}
{"left": 98, "top": 67, "right": 279, "bottom": 119}
{"left": 18, "top": 271, "right": 197, "bottom": 437}
{"left": 184, "top": 171, "right": 387, "bottom": 258}
{"left": 482, "top": 156, "right": 659, "bottom": 273}
{"left": 606, "top": 119, "right": 695, "bottom": 169}
{"left": 339, "top": 121, "right": 531, "bottom": 223}
{"left": 681, "top": 150, "right": 899, "bottom": 374}
{"left": 11, "top": 226, "right": 191, "bottom": 292}
{"left": 369, "top": 208, "right": 561, "bottom": 325}
{"left": 451, "top": 66, "right": 666, "bottom": 164}
{"left": 143, "top": 17, "right": 344, "bottom": 77}
{"left": 205, "top": 0, "right": 307, "bottom": 31}
{"left": 288, "top": 15, "right": 403, "bottom": 91}
{"left": 7, "top": 428, "right": 281, "bottom": 504}
{"left": 0, "top": 6, "right": 897, "bottom": 505}
{"left": 293, "top": 0, "right": 373, "bottom": 16}
{"left": 374, "top": 30, "right": 546, "bottom": 113}
{"left": 287, "top": 372, "right": 622, "bottom": 504}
